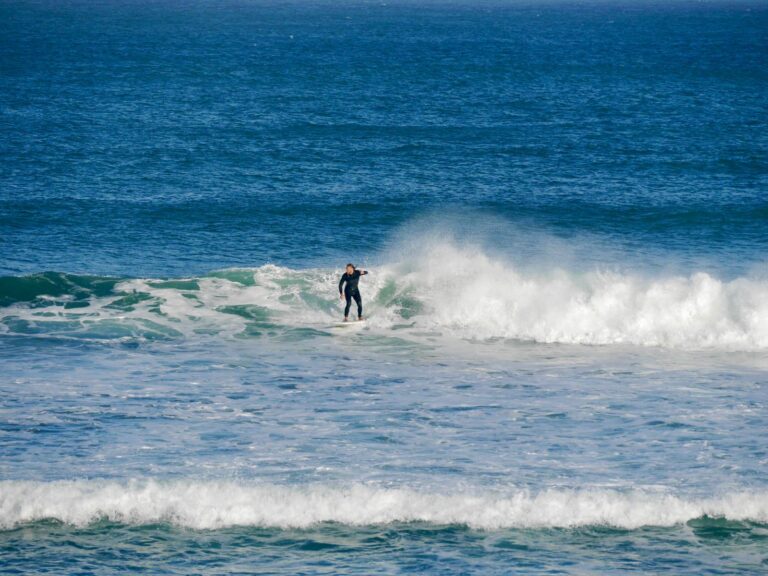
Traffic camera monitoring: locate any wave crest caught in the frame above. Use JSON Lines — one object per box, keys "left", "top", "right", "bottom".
{"left": 2, "top": 243, "right": 768, "bottom": 349}
{"left": 2, "top": 480, "right": 767, "bottom": 531}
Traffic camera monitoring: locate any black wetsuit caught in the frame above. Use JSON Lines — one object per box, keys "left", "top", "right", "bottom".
{"left": 339, "top": 270, "right": 368, "bottom": 318}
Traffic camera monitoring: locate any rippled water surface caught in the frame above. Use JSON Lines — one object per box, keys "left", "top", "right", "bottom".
{"left": 2, "top": 0, "right": 767, "bottom": 573}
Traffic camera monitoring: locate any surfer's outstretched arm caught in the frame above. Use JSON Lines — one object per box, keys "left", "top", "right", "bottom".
{"left": 339, "top": 275, "right": 346, "bottom": 299}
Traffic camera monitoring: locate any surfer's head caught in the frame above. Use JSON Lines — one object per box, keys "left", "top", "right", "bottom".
{"left": 346, "top": 263, "right": 355, "bottom": 274}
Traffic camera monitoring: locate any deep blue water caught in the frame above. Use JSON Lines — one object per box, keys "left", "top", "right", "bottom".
{"left": 1, "top": 1, "right": 768, "bottom": 574}
{"left": 3, "top": 0, "right": 767, "bottom": 276}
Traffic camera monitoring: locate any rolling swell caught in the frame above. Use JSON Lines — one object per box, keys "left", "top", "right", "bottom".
{"left": 1, "top": 243, "right": 767, "bottom": 349}
{"left": 0, "top": 272, "right": 123, "bottom": 307}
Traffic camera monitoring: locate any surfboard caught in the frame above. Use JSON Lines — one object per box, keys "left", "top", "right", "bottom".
{"left": 330, "top": 319, "right": 367, "bottom": 329}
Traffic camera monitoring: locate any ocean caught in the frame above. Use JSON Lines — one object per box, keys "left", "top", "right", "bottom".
{"left": 1, "top": 0, "right": 767, "bottom": 573}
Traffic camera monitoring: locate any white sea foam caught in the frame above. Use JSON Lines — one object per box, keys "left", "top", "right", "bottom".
{"left": 3, "top": 241, "right": 768, "bottom": 349}
{"left": 388, "top": 242, "right": 768, "bottom": 349}
{"left": 1, "top": 480, "right": 766, "bottom": 530}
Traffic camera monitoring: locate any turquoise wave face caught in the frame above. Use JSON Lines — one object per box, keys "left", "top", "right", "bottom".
{"left": 0, "top": 272, "right": 124, "bottom": 308}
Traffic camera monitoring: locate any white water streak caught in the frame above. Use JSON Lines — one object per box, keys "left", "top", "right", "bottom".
{"left": 2, "top": 480, "right": 767, "bottom": 530}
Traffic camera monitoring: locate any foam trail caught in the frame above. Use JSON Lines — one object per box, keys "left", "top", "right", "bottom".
{"left": 2, "top": 480, "right": 767, "bottom": 531}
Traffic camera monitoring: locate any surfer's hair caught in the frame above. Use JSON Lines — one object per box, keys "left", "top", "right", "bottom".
{"left": 346, "top": 263, "right": 355, "bottom": 269}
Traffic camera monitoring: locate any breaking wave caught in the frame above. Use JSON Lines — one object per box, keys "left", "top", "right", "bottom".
{"left": 1, "top": 241, "right": 767, "bottom": 349}
{"left": 1, "top": 480, "right": 767, "bottom": 531}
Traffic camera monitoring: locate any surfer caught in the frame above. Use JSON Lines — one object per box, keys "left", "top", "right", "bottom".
{"left": 339, "top": 263, "right": 368, "bottom": 321}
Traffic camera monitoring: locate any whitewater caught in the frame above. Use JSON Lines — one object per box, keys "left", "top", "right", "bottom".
{"left": 3, "top": 480, "right": 768, "bottom": 530}
{"left": 3, "top": 1, "right": 768, "bottom": 573}
{"left": 3, "top": 241, "right": 768, "bottom": 349}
